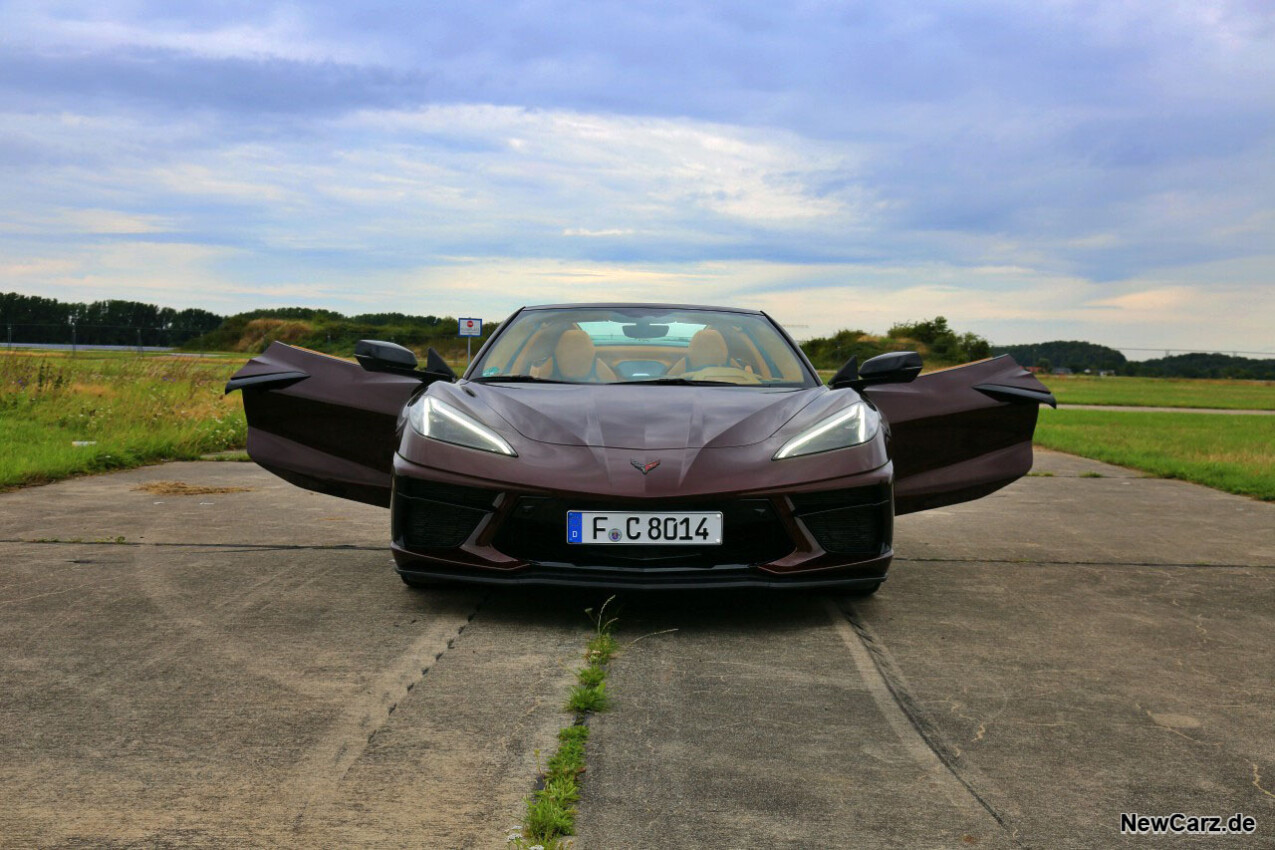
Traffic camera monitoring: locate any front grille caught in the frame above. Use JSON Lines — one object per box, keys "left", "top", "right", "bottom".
{"left": 395, "top": 477, "right": 500, "bottom": 510}
{"left": 392, "top": 478, "right": 500, "bottom": 550}
{"left": 790, "top": 485, "right": 891, "bottom": 557}
{"left": 790, "top": 484, "right": 890, "bottom": 513}
{"left": 493, "top": 496, "right": 794, "bottom": 569}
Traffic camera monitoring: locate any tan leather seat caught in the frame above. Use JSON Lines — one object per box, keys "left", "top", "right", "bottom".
{"left": 537, "top": 329, "right": 617, "bottom": 382}
{"left": 668, "top": 329, "right": 730, "bottom": 376}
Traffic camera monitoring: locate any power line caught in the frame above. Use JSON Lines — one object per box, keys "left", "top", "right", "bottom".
{"left": 1116, "top": 347, "right": 1275, "bottom": 357}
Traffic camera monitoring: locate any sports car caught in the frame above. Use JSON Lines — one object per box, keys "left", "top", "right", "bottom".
{"left": 226, "top": 303, "right": 1055, "bottom": 592}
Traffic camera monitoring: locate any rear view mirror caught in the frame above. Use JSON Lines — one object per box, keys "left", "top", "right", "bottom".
{"left": 622, "top": 323, "right": 670, "bottom": 339}
{"left": 843, "top": 351, "right": 923, "bottom": 390}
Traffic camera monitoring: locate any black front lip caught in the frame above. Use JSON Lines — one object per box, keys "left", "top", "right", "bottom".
{"left": 393, "top": 553, "right": 891, "bottom": 590}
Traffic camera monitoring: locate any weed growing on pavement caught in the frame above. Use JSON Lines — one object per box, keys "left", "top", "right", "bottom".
{"left": 509, "top": 597, "right": 619, "bottom": 849}
{"left": 565, "top": 682, "right": 608, "bottom": 713}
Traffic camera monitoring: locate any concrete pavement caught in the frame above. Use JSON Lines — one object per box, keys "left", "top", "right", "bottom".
{"left": 1, "top": 451, "right": 1272, "bottom": 848}
{"left": 0, "top": 463, "right": 592, "bottom": 848}
{"left": 575, "top": 450, "right": 1275, "bottom": 848}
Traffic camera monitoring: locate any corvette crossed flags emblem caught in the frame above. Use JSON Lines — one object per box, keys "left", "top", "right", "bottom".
{"left": 630, "top": 459, "right": 661, "bottom": 475}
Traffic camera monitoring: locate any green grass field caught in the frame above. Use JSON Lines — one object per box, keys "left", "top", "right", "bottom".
{"left": 0, "top": 351, "right": 246, "bottom": 490}
{"left": 817, "top": 368, "right": 1275, "bottom": 410}
{"left": 1040, "top": 374, "right": 1275, "bottom": 410}
{"left": 1035, "top": 408, "right": 1275, "bottom": 500}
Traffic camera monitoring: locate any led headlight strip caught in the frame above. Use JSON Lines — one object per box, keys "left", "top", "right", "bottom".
{"left": 773, "top": 402, "right": 879, "bottom": 460}
{"left": 410, "top": 396, "right": 517, "bottom": 456}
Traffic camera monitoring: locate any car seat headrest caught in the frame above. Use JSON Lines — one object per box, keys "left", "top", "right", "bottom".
{"left": 688, "top": 329, "right": 729, "bottom": 370}
{"left": 555, "top": 329, "right": 596, "bottom": 380}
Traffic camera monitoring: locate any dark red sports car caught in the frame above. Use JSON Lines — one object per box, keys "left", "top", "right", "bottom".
{"left": 227, "top": 304, "right": 1054, "bottom": 592}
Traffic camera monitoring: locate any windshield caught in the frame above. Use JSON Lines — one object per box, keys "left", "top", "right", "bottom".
{"left": 470, "top": 307, "right": 816, "bottom": 388}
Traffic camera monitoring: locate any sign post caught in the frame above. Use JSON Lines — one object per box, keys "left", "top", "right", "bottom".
{"left": 458, "top": 317, "right": 482, "bottom": 365}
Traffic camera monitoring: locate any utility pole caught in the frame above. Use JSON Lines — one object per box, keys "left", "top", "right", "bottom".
{"left": 6, "top": 324, "right": 11, "bottom": 349}
{"left": 70, "top": 317, "right": 76, "bottom": 356}
{"left": 137, "top": 328, "right": 143, "bottom": 353}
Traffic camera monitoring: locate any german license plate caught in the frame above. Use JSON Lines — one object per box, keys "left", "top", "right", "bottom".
{"left": 566, "top": 511, "right": 723, "bottom": 545}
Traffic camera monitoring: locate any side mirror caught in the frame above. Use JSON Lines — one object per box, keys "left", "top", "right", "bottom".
{"left": 843, "top": 351, "right": 923, "bottom": 390}
{"left": 354, "top": 341, "right": 457, "bottom": 383}
{"left": 355, "top": 340, "right": 419, "bottom": 375}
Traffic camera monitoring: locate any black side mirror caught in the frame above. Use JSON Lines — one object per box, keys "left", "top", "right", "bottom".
{"left": 828, "top": 355, "right": 859, "bottom": 389}
{"left": 355, "top": 339, "right": 418, "bottom": 375}
{"left": 355, "top": 340, "right": 457, "bottom": 382}
{"left": 843, "top": 351, "right": 923, "bottom": 390}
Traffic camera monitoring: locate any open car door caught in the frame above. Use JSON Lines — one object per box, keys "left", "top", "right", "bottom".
{"left": 864, "top": 356, "right": 1055, "bottom": 515}
{"left": 226, "top": 342, "right": 431, "bottom": 507}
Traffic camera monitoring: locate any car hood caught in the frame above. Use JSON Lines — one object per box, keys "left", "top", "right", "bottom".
{"left": 460, "top": 383, "right": 827, "bottom": 450}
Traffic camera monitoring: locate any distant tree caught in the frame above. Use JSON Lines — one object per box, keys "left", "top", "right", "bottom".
{"left": 886, "top": 316, "right": 990, "bottom": 364}
{"left": 993, "top": 341, "right": 1126, "bottom": 373}
{"left": 1126, "top": 353, "right": 1275, "bottom": 380}
{"left": 0, "top": 292, "right": 224, "bottom": 345}
{"left": 800, "top": 318, "right": 992, "bottom": 370}
{"left": 958, "top": 332, "right": 991, "bottom": 361}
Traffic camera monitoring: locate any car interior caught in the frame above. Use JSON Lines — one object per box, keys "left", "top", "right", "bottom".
{"left": 476, "top": 309, "right": 812, "bottom": 386}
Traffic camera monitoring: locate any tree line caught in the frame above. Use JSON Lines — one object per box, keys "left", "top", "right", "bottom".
{"left": 181, "top": 307, "right": 486, "bottom": 357}
{"left": 993, "top": 340, "right": 1275, "bottom": 378}
{"left": 5, "top": 292, "right": 1268, "bottom": 378}
{"left": 0, "top": 292, "right": 222, "bottom": 346}
{"left": 800, "top": 316, "right": 991, "bottom": 370}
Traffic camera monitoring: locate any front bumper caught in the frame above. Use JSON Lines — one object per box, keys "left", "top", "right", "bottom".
{"left": 389, "top": 444, "right": 895, "bottom": 589}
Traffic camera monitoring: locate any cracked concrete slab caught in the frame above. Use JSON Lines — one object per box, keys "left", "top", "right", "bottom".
{"left": 575, "top": 594, "right": 1016, "bottom": 849}
{"left": 0, "top": 464, "right": 588, "bottom": 849}
{"left": 576, "top": 450, "right": 1274, "bottom": 848}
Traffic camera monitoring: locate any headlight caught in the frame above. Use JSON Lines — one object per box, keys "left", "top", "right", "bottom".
{"left": 773, "top": 402, "right": 880, "bottom": 460}
{"left": 408, "top": 396, "right": 517, "bottom": 456}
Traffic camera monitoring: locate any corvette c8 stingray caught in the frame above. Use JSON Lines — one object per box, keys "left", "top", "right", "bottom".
{"left": 227, "top": 304, "right": 1055, "bottom": 593}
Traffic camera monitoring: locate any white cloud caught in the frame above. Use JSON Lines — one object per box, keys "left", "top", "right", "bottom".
{"left": 563, "top": 228, "right": 635, "bottom": 237}
{"left": 1, "top": 0, "right": 1273, "bottom": 355}
{"left": 5, "top": 3, "right": 376, "bottom": 64}
{"left": 343, "top": 106, "right": 860, "bottom": 226}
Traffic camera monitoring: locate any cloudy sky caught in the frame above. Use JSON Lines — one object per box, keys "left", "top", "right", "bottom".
{"left": 2, "top": 0, "right": 1272, "bottom": 354}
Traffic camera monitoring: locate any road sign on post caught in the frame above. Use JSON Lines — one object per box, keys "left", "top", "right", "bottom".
{"left": 458, "top": 317, "right": 482, "bottom": 365}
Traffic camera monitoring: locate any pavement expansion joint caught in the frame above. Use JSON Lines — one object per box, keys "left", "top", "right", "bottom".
{"left": 828, "top": 597, "right": 1022, "bottom": 845}
{"left": 896, "top": 556, "right": 1273, "bottom": 570}
{"left": 0, "top": 537, "right": 385, "bottom": 552}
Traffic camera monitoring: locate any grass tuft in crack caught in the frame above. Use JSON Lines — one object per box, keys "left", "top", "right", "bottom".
{"left": 565, "top": 682, "right": 608, "bottom": 714}
{"left": 508, "top": 597, "right": 618, "bottom": 850}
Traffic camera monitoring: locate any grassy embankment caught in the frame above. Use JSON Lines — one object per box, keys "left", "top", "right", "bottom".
{"left": 1040, "top": 374, "right": 1275, "bottom": 410}
{"left": 0, "top": 351, "right": 246, "bottom": 490}
{"left": 1035, "top": 408, "right": 1275, "bottom": 501}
